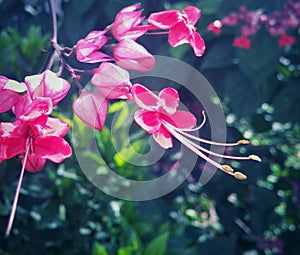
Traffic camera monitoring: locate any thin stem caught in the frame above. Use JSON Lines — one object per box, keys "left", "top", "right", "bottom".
{"left": 180, "top": 111, "right": 206, "bottom": 132}
{"left": 39, "top": 0, "right": 58, "bottom": 73}
{"left": 5, "top": 140, "right": 30, "bottom": 237}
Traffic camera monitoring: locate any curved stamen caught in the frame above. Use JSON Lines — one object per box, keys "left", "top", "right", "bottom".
{"left": 180, "top": 110, "right": 207, "bottom": 132}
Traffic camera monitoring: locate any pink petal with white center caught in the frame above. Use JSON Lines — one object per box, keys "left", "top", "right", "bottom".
{"left": 182, "top": 6, "right": 201, "bottom": 26}
{"left": 92, "top": 62, "right": 132, "bottom": 99}
{"left": 0, "top": 77, "right": 27, "bottom": 113}
{"left": 131, "top": 84, "right": 160, "bottom": 111}
{"left": 24, "top": 154, "right": 46, "bottom": 172}
{"left": 147, "top": 10, "right": 180, "bottom": 29}
{"left": 114, "top": 39, "right": 155, "bottom": 72}
{"left": 159, "top": 88, "right": 179, "bottom": 115}
{"left": 73, "top": 91, "right": 108, "bottom": 131}
{"left": 168, "top": 21, "right": 191, "bottom": 47}
{"left": 134, "top": 109, "right": 161, "bottom": 134}
{"left": 189, "top": 31, "right": 206, "bottom": 57}
{"left": 120, "top": 3, "right": 141, "bottom": 13}
{"left": 153, "top": 126, "right": 173, "bottom": 149}
{"left": 33, "top": 136, "right": 72, "bottom": 163}
{"left": 25, "top": 70, "right": 71, "bottom": 105}
{"left": 45, "top": 117, "right": 70, "bottom": 137}
{"left": 165, "top": 110, "right": 197, "bottom": 129}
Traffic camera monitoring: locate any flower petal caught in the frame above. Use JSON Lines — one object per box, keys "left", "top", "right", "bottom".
{"left": 165, "top": 110, "right": 197, "bottom": 129}
{"left": 131, "top": 84, "right": 160, "bottom": 111}
{"left": 73, "top": 91, "right": 108, "bottom": 131}
{"left": 153, "top": 126, "right": 173, "bottom": 149}
{"left": 147, "top": 10, "right": 180, "bottom": 29}
{"left": 92, "top": 62, "right": 132, "bottom": 99}
{"left": 189, "top": 31, "right": 206, "bottom": 57}
{"left": 33, "top": 136, "right": 72, "bottom": 163}
{"left": 182, "top": 6, "right": 201, "bottom": 26}
{"left": 134, "top": 109, "right": 161, "bottom": 133}
{"left": 45, "top": 117, "right": 70, "bottom": 137}
{"left": 168, "top": 21, "right": 191, "bottom": 47}
{"left": 114, "top": 39, "right": 155, "bottom": 72}
{"left": 159, "top": 88, "right": 179, "bottom": 115}
{"left": 24, "top": 154, "right": 46, "bottom": 172}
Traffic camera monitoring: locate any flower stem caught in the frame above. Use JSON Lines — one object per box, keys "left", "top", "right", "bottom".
{"left": 5, "top": 141, "right": 30, "bottom": 237}
{"left": 39, "top": 0, "right": 58, "bottom": 73}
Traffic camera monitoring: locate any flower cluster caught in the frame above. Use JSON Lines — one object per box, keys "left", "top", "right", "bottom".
{"left": 0, "top": 3, "right": 261, "bottom": 236}
{"left": 207, "top": 0, "right": 299, "bottom": 49}
{"left": 0, "top": 70, "right": 72, "bottom": 235}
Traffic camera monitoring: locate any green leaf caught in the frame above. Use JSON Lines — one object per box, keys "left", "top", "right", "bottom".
{"left": 92, "top": 242, "right": 108, "bottom": 255}
{"left": 118, "top": 246, "right": 134, "bottom": 255}
{"left": 144, "top": 232, "right": 169, "bottom": 255}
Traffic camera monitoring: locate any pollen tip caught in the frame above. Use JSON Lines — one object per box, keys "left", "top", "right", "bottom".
{"left": 249, "top": 154, "right": 262, "bottom": 162}
{"left": 238, "top": 139, "right": 250, "bottom": 145}
{"left": 234, "top": 172, "right": 247, "bottom": 180}
{"left": 222, "top": 164, "right": 234, "bottom": 173}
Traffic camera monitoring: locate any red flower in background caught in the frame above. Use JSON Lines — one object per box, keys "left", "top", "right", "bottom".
{"left": 278, "top": 33, "right": 296, "bottom": 47}
{"left": 233, "top": 35, "right": 251, "bottom": 49}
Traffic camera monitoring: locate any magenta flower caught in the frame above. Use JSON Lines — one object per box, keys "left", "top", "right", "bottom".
{"left": 91, "top": 62, "right": 132, "bottom": 99}
{"left": 111, "top": 3, "right": 149, "bottom": 41}
{"left": 147, "top": 6, "right": 206, "bottom": 56}
{"left": 113, "top": 39, "right": 155, "bottom": 72}
{"left": 132, "top": 84, "right": 196, "bottom": 149}
{"left": 76, "top": 30, "right": 113, "bottom": 63}
{"left": 73, "top": 90, "right": 109, "bottom": 131}
{"left": 132, "top": 84, "right": 261, "bottom": 179}
{"left": 233, "top": 35, "right": 251, "bottom": 49}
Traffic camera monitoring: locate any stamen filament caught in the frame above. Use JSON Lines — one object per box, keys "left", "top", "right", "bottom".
{"left": 5, "top": 139, "right": 30, "bottom": 237}
{"left": 163, "top": 122, "right": 234, "bottom": 176}
{"left": 173, "top": 126, "right": 249, "bottom": 147}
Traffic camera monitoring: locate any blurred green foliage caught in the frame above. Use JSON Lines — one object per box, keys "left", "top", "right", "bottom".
{"left": 0, "top": 0, "right": 300, "bottom": 254}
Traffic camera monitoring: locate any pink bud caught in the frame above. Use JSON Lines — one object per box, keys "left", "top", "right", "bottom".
{"left": 113, "top": 39, "right": 155, "bottom": 72}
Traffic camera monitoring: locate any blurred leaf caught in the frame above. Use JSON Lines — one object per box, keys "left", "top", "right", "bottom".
{"left": 92, "top": 242, "right": 108, "bottom": 255}
{"left": 144, "top": 232, "right": 169, "bottom": 255}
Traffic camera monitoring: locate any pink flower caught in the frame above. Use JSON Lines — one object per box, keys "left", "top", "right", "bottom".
{"left": 132, "top": 84, "right": 261, "bottom": 180}
{"left": 147, "top": 6, "right": 206, "bottom": 56}
{"left": 91, "top": 62, "right": 132, "bottom": 99}
{"left": 113, "top": 39, "right": 155, "bottom": 72}
{"left": 132, "top": 84, "right": 196, "bottom": 149}
{"left": 76, "top": 30, "right": 113, "bottom": 63}
{"left": 0, "top": 112, "right": 71, "bottom": 172}
{"left": 207, "top": 20, "right": 222, "bottom": 35}
{"left": 25, "top": 70, "right": 71, "bottom": 106}
{"left": 0, "top": 76, "right": 27, "bottom": 113}
{"left": 233, "top": 36, "right": 251, "bottom": 49}
{"left": 111, "top": 3, "right": 149, "bottom": 41}
{"left": 73, "top": 90, "right": 108, "bottom": 131}
{"left": 278, "top": 33, "right": 296, "bottom": 47}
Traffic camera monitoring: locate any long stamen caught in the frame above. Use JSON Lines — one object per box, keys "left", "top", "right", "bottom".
{"left": 5, "top": 139, "right": 30, "bottom": 237}
{"left": 173, "top": 126, "right": 249, "bottom": 146}
{"left": 163, "top": 122, "right": 234, "bottom": 176}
